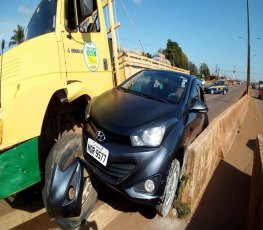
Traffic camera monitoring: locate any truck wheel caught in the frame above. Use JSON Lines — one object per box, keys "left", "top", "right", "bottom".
{"left": 42, "top": 133, "right": 98, "bottom": 229}
{"left": 155, "top": 159, "right": 180, "bottom": 217}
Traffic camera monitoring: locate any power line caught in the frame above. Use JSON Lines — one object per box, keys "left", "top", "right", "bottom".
{"left": 119, "top": 0, "right": 145, "bottom": 53}
{"left": 221, "top": 69, "right": 263, "bottom": 76}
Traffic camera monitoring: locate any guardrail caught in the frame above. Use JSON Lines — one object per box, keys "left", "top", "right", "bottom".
{"left": 181, "top": 95, "right": 249, "bottom": 212}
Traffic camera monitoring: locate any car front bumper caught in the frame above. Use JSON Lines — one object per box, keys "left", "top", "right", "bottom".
{"left": 82, "top": 131, "right": 173, "bottom": 206}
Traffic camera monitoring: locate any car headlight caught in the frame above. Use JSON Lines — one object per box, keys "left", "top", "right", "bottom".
{"left": 130, "top": 126, "right": 165, "bottom": 147}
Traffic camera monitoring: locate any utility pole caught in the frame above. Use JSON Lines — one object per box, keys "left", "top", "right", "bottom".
{"left": 233, "top": 65, "right": 236, "bottom": 81}
{"left": 246, "top": 0, "right": 250, "bottom": 94}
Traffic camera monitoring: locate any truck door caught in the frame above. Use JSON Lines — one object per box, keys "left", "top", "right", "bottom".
{"left": 60, "top": 0, "right": 113, "bottom": 96}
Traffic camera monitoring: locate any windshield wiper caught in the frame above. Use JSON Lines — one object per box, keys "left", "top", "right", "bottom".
{"left": 118, "top": 87, "right": 168, "bottom": 103}
{"left": 136, "top": 92, "right": 169, "bottom": 103}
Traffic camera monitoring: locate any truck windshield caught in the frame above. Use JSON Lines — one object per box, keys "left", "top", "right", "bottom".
{"left": 25, "top": 0, "right": 57, "bottom": 41}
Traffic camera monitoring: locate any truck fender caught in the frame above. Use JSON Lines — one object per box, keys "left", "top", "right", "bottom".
{"left": 66, "top": 81, "right": 94, "bottom": 103}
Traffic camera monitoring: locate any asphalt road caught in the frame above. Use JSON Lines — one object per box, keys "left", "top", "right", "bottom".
{"left": 205, "top": 84, "right": 246, "bottom": 122}
{"left": 0, "top": 84, "right": 247, "bottom": 230}
{"left": 252, "top": 89, "right": 263, "bottom": 119}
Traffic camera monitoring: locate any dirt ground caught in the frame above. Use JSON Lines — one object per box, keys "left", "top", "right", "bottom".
{"left": 185, "top": 96, "right": 263, "bottom": 230}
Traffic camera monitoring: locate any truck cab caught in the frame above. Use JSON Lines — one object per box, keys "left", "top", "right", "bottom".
{"left": 0, "top": 0, "right": 114, "bottom": 198}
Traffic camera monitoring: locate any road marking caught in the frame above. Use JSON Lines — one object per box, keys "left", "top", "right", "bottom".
{"left": 0, "top": 208, "right": 46, "bottom": 229}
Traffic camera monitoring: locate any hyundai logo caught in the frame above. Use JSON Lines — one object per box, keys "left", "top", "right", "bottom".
{"left": 96, "top": 131, "right": 106, "bottom": 142}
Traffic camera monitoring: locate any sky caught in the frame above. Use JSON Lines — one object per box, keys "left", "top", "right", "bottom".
{"left": 0, "top": 0, "right": 262, "bottom": 82}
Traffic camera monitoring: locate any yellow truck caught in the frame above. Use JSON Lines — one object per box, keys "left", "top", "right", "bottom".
{"left": 0, "top": 0, "right": 189, "bottom": 228}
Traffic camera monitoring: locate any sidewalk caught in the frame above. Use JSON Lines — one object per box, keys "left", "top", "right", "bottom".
{"left": 185, "top": 97, "right": 263, "bottom": 230}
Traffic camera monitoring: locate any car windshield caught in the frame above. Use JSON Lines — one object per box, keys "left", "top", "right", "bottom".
{"left": 120, "top": 70, "right": 189, "bottom": 103}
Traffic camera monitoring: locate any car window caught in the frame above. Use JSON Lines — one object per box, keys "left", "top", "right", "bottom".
{"left": 189, "top": 81, "right": 200, "bottom": 106}
{"left": 121, "top": 70, "right": 189, "bottom": 103}
{"left": 200, "top": 86, "right": 205, "bottom": 102}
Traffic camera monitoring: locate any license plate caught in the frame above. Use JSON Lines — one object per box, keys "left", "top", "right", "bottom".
{"left": 86, "top": 138, "right": 109, "bottom": 166}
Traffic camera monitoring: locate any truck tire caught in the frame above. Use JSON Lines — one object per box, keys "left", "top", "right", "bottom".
{"left": 155, "top": 158, "right": 180, "bottom": 217}
{"left": 42, "top": 133, "right": 98, "bottom": 229}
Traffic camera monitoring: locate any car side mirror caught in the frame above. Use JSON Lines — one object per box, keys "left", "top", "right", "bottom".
{"left": 190, "top": 101, "right": 208, "bottom": 113}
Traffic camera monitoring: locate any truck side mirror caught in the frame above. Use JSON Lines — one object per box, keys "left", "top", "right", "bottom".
{"left": 80, "top": 0, "right": 93, "bottom": 19}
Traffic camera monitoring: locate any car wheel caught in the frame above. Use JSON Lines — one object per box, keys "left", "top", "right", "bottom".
{"left": 223, "top": 89, "right": 227, "bottom": 95}
{"left": 210, "top": 89, "right": 214, "bottom": 94}
{"left": 42, "top": 133, "right": 98, "bottom": 229}
{"left": 155, "top": 158, "right": 180, "bottom": 217}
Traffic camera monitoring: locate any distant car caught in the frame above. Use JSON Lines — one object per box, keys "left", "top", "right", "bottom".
{"left": 82, "top": 69, "right": 208, "bottom": 217}
{"left": 252, "top": 83, "right": 259, "bottom": 90}
{"left": 204, "top": 81, "right": 228, "bottom": 94}
{"left": 258, "top": 88, "right": 263, "bottom": 99}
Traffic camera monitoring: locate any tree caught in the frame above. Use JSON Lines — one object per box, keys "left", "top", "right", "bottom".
{"left": 181, "top": 52, "right": 189, "bottom": 70}
{"left": 199, "top": 63, "right": 210, "bottom": 79}
{"left": 188, "top": 62, "right": 198, "bottom": 75}
{"left": 9, "top": 25, "right": 25, "bottom": 47}
{"left": 160, "top": 39, "right": 189, "bottom": 69}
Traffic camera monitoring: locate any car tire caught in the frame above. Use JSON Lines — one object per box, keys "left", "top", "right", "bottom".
{"left": 210, "top": 89, "right": 214, "bottom": 94}
{"left": 223, "top": 89, "right": 227, "bottom": 95}
{"left": 155, "top": 158, "right": 180, "bottom": 217}
{"left": 42, "top": 133, "right": 98, "bottom": 229}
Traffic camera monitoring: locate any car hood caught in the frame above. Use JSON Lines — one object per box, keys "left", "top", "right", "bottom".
{"left": 90, "top": 88, "right": 180, "bottom": 135}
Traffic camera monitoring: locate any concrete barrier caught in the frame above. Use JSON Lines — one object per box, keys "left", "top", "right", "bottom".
{"left": 247, "top": 134, "right": 263, "bottom": 230}
{"left": 181, "top": 95, "right": 250, "bottom": 212}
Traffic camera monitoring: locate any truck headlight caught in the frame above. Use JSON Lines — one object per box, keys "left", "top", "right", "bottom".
{"left": 130, "top": 126, "right": 165, "bottom": 147}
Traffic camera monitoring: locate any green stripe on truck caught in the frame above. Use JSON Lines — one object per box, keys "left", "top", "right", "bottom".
{"left": 0, "top": 137, "right": 41, "bottom": 198}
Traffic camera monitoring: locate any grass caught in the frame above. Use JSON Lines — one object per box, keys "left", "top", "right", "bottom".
{"left": 173, "top": 172, "right": 191, "bottom": 219}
